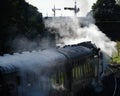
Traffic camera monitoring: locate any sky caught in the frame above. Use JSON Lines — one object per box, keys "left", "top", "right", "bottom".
{"left": 25, "top": 0, "right": 97, "bottom": 17}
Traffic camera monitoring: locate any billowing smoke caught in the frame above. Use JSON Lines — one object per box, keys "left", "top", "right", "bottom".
{"left": 11, "top": 35, "right": 55, "bottom": 52}
{"left": 45, "top": 16, "right": 117, "bottom": 57}
{"left": 0, "top": 49, "right": 65, "bottom": 96}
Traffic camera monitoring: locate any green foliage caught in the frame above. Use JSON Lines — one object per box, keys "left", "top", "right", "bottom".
{"left": 112, "top": 41, "right": 120, "bottom": 64}
{"left": 0, "top": 0, "right": 46, "bottom": 54}
{"left": 112, "top": 56, "right": 120, "bottom": 64}
{"left": 92, "top": 0, "right": 120, "bottom": 21}
{"left": 116, "top": 41, "right": 120, "bottom": 55}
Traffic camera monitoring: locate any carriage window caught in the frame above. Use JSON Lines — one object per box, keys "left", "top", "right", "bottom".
{"left": 51, "top": 71, "right": 65, "bottom": 89}
{"left": 72, "top": 60, "right": 82, "bottom": 80}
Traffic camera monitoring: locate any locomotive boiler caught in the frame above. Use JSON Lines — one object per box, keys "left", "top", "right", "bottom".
{"left": 0, "top": 41, "right": 104, "bottom": 96}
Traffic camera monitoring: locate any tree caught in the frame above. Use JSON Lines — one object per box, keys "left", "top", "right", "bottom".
{"left": 0, "top": 0, "right": 46, "bottom": 54}
{"left": 92, "top": 0, "right": 120, "bottom": 21}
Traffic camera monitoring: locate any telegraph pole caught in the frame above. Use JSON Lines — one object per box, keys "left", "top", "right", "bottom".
{"left": 52, "top": 5, "right": 61, "bottom": 17}
{"left": 64, "top": 0, "right": 80, "bottom": 16}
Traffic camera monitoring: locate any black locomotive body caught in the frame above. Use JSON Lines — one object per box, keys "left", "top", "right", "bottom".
{"left": 0, "top": 42, "right": 102, "bottom": 96}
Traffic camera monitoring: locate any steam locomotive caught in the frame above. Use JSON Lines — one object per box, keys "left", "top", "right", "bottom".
{"left": 0, "top": 41, "right": 104, "bottom": 96}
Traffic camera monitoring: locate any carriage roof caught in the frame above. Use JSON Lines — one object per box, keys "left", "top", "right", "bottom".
{"left": 0, "top": 44, "right": 95, "bottom": 74}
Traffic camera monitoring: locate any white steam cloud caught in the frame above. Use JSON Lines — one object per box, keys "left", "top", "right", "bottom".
{"left": 45, "top": 16, "right": 117, "bottom": 57}
{"left": 0, "top": 49, "right": 65, "bottom": 96}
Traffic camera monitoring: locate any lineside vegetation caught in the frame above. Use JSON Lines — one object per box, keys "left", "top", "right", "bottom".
{"left": 112, "top": 41, "right": 120, "bottom": 64}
